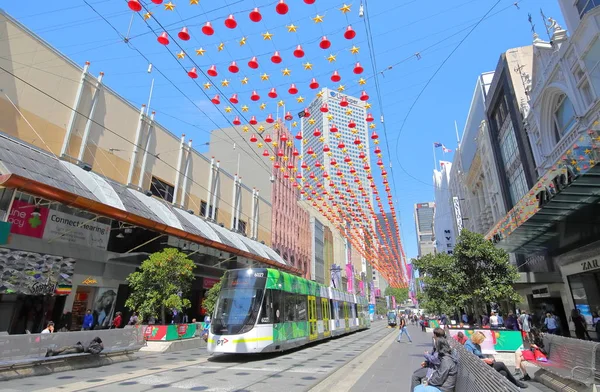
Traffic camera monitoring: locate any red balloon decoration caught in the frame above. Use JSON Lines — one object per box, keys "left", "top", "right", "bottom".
{"left": 178, "top": 27, "right": 190, "bottom": 41}
{"left": 344, "top": 25, "right": 356, "bottom": 39}
{"left": 280, "top": 133, "right": 288, "bottom": 142}
{"left": 330, "top": 124, "right": 338, "bottom": 133}
{"left": 230, "top": 94, "right": 239, "bottom": 104}
{"left": 249, "top": 8, "right": 262, "bottom": 22}
{"left": 313, "top": 128, "right": 321, "bottom": 137}
{"left": 202, "top": 22, "right": 215, "bottom": 36}
{"left": 324, "top": 145, "right": 331, "bottom": 153}
{"left": 371, "top": 131, "right": 379, "bottom": 139}
{"left": 319, "top": 36, "right": 331, "bottom": 49}
{"left": 349, "top": 120, "right": 356, "bottom": 128}
{"left": 211, "top": 94, "right": 221, "bottom": 105}
{"left": 288, "top": 83, "right": 298, "bottom": 94}
{"left": 128, "top": 0, "right": 142, "bottom": 12}
{"left": 225, "top": 14, "right": 237, "bottom": 29}
{"left": 228, "top": 61, "right": 239, "bottom": 73}
{"left": 353, "top": 62, "right": 364, "bottom": 74}
{"left": 157, "top": 32, "right": 169, "bottom": 45}
{"left": 249, "top": 116, "right": 258, "bottom": 125}
{"left": 233, "top": 116, "right": 241, "bottom": 126}
{"left": 320, "top": 103, "right": 329, "bottom": 112}
{"left": 263, "top": 150, "right": 270, "bottom": 157}
{"left": 340, "top": 96, "right": 349, "bottom": 107}
{"left": 360, "top": 91, "right": 369, "bottom": 101}
{"left": 266, "top": 114, "right": 275, "bottom": 124}
{"left": 309, "top": 78, "right": 319, "bottom": 89}
{"left": 250, "top": 91, "right": 260, "bottom": 101}
{"left": 271, "top": 51, "right": 282, "bottom": 64}
{"left": 187, "top": 67, "right": 198, "bottom": 79}
{"left": 353, "top": 136, "right": 361, "bottom": 144}
{"left": 293, "top": 45, "right": 305, "bottom": 58}
{"left": 248, "top": 56, "right": 259, "bottom": 69}
{"left": 366, "top": 113, "right": 374, "bottom": 122}
{"left": 295, "top": 131, "right": 303, "bottom": 140}
{"left": 276, "top": 0, "right": 289, "bottom": 14}
{"left": 265, "top": 134, "right": 272, "bottom": 142}
{"left": 207, "top": 65, "right": 218, "bottom": 77}
{"left": 268, "top": 88, "right": 278, "bottom": 98}
{"left": 331, "top": 70, "right": 341, "bottom": 82}
{"left": 285, "top": 111, "right": 293, "bottom": 121}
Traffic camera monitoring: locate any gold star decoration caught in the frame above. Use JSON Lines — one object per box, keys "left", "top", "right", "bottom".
{"left": 303, "top": 62, "right": 313, "bottom": 71}
{"left": 287, "top": 141, "right": 293, "bottom": 147}
{"left": 319, "top": 136, "right": 325, "bottom": 143}
{"left": 338, "top": 84, "right": 346, "bottom": 92}
{"left": 241, "top": 105, "right": 249, "bottom": 112}
{"left": 203, "top": 82, "right": 211, "bottom": 90}
{"left": 262, "top": 31, "right": 274, "bottom": 40}
{"left": 313, "top": 14, "right": 324, "bottom": 23}
{"left": 358, "top": 78, "right": 367, "bottom": 85}
{"left": 590, "top": 159, "right": 596, "bottom": 165}
{"left": 282, "top": 68, "right": 291, "bottom": 76}
{"left": 257, "top": 142, "right": 263, "bottom": 148}
{"left": 195, "top": 47, "right": 206, "bottom": 56}
{"left": 297, "top": 96, "right": 305, "bottom": 103}
{"left": 260, "top": 73, "right": 270, "bottom": 81}
{"left": 272, "top": 141, "right": 278, "bottom": 147}
{"left": 242, "top": 125, "right": 249, "bottom": 132}
{"left": 221, "top": 79, "right": 230, "bottom": 87}
{"left": 327, "top": 54, "right": 337, "bottom": 63}
{"left": 369, "top": 123, "right": 376, "bottom": 129}
{"left": 274, "top": 122, "right": 281, "bottom": 130}
{"left": 258, "top": 125, "right": 265, "bottom": 132}
{"left": 365, "top": 102, "right": 372, "bottom": 109}
{"left": 259, "top": 103, "right": 267, "bottom": 110}
{"left": 350, "top": 46, "right": 360, "bottom": 54}
{"left": 143, "top": 12, "right": 152, "bottom": 20}
{"left": 241, "top": 77, "right": 249, "bottom": 85}
{"left": 308, "top": 118, "right": 316, "bottom": 125}
{"left": 239, "top": 37, "right": 247, "bottom": 46}
{"left": 316, "top": 91, "right": 324, "bottom": 98}
{"left": 327, "top": 114, "right": 334, "bottom": 121}
{"left": 351, "top": 129, "right": 358, "bottom": 134}
{"left": 189, "top": 0, "right": 199, "bottom": 4}
{"left": 278, "top": 100, "right": 285, "bottom": 107}
{"left": 345, "top": 109, "right": 352, "bottom": 115}
{"left": 292, "top": 121, "right": 298, "bottom": 128}
{"left": 340, "top": 4, "right": 351, "bottom": 13}
{"left": 176, "top": 51, "right": 185, "bottom": 59}
{"left": 270, "top": 156, "right": 275, "bottom": 161}
{"left": 217, "top": 42, "right": 225, "bottom": 52}
{"left": 287, "top": 24, "right": 298, "bottom": 33}
{"left": 585, "top": 148, "right": 592, "bottom": 155}
{"left": 224, "top": 106, "right": 232, "bottom": 113}
{"left": 164, "top": 1, "right": 175, "bottom": 11}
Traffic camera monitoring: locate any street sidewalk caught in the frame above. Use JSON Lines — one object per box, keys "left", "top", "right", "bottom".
{"left": 348, "top": 325, "right": 553, "bottom": 392}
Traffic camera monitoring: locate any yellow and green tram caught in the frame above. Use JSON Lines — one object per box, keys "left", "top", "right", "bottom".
{"left": 207, "top": 268, "right": 371, "bottom": 354}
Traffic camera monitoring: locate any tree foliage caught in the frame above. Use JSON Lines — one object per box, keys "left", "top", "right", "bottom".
{"left": 125, "top": 248, "right": 195, "bottom": 323}
{"left": 413, "top": 229, "right": 521, "bottom": 315}
{"left": 201, "top": 277, "right": 222, "bottom": 316}
{"left": 384, "top": 286, "right": 409, "bottom": 305}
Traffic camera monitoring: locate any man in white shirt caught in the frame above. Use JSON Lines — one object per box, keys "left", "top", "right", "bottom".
{"left": 490, "top": 312, "right": 499, "bottom": 327}
{"left": 41, "top": 321, "right": 54, "bottom": 334}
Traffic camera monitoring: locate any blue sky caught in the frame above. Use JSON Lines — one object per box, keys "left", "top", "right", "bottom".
{"left": 2, "top": 0, "right": 564, "bottom": 261}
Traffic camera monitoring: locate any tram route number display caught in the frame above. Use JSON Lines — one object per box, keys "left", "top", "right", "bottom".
{"left": 230, "top": 272, "right": 264, "bottom": 287}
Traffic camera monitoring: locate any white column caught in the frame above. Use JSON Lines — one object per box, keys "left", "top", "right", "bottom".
{"left": 250, "top": 188, "right": 256, "bottom": 238}
{"left": 127, "top": 104, "right": 146, "bottom": 185}
{"left": 61, "top": 61, "right": 90, "bottom": 158}
{"left": 205, "top": 158, "right": 215, "bottom": 219}
{"left": 230, "top": 174, "right": 238, "bottom": 229}
{"left": 179, "top": 139, "right": 192, "bottom": 207}
{"left": 235, "top": 177, "right": 242, "bottom": 230}
{"left": 211, "top": 161, "right": 220, "bottom": 220}
{"left": 172, "top": 134, "right": 185, "bottom": 204}
{"left": 138, "top": 111, "right": 155, "bottom": 189}
{"left": 77, "top": 72, "right": 104, "bottom": 162}
{"left": 253, "top": 190, "right": 260, "bottom": 239}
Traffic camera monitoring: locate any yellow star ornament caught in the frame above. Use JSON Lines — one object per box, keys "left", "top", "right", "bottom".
{"left": 217, "top": 42, "right": 225, "bottom": 52}
{"left": 164, "top": 2, "right": 175, "bottom": 11}
{"left": 258, "top": 125, "right": 265, "bottom": 132}
{"left": 241, "top": 105, "right": 249, "bottom": 112}
{"left": 224, "top": 106, "right": 232, "bottom": 113}
{"left": 203, "top": 82, "right": 211, "bottom": 90}
{"left": 241, "top": 77, "right": 249, "bottom": 85}
{"left": 262, "top": 31, "right": 274, "bottom": 40}
{"left": 308, "top": 118, "right": 316, "bottom": 125}
{"left": 176, "top": 51, "right": 185, "bottom": 59}
{"left": 297, "top": 96, "right": 305, "bottom": 103}
{"left": 282, "top": 68, "right": 291, "bottom": 76}
{"left": 189, "top": 0, "right": 199, "bottom": 4}
{"left": 350, "top": 46, "right": 360, "bottom": 54}
{"left": 327, "top": 54, "right": 337, "bottom": 63}
{"left": 195, "top": 48, "right": 206, "bottom": 56}
{"left": 239, "top": 37, "right": 247, "bottom": 46}
{"left": 221, "top": 79, "right": 230, "bottom": 87}
{"left": 365, "top": 102, "right": 372, "bottom": 109}
{"left": 316, "top": 91, "right": 324, "bottom": 98}
{"left": 278, "top": 100, "right": 285, "bottom": 107}
{"left": 327, "top": 114, "right": 334, "bottom": 121}
{"left": 369, "top": 123, "right": 376, "bottom": 129}
{"left": 143, "top": 12, "right": 152, "bottom": 20}
{"left": 340, "top": 4, "right": 351, "bottom": 13}
{"left": 303, "top": 62, "right": 313, "bottom": 71}
{"left": 338, "top": 84, "right": 346, "bottom": 92}
{"left": 259, "top": 103, "right": 267, "bottom": 110}
{"left": 345, "top": 109, "right": 352, "bottom": 115}
{"left": 292, "top": 121, "right": 298, "bottom": 128}
{"left": 242, "top": 125, "right": 249, "bottom": 132}
{"left": 313, "top": 14, "right": 324, "bottom": 23}
{"left": 358, "top": 78, "right": 367, "bottom": 85}
{"left": 287, "top": 24, "right": 298, "bottom": 33}
{"left": 260, "top": 73, "right": 270, "bottom": 81}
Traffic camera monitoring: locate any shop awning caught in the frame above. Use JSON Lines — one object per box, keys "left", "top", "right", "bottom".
{"left": 486, "top": 130, "right": 600, "bottom": 253}
{"left": 0, "top": 132, "right": 298, "bottom": 275}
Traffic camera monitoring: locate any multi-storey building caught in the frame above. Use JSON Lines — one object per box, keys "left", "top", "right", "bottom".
{"left": 433, "top": 162, "right": 456, "bottom": 255}
{"left": 414, "top": 202, "right": 435, "bottom": 257}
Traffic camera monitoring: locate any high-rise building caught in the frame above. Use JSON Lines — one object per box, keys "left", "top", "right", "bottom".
{"left": 414, "top": 202, "right": 435, "bottom": 257}
{"left": 301, "top": 88, "right": 374, "bottom": 226}
{"left": 433, "top": 162, "right": 456, "bottom": 255}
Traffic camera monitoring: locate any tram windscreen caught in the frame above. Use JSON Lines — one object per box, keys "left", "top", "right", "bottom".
{"left": 211, "top": 269, "right": 267, "bottom": 335}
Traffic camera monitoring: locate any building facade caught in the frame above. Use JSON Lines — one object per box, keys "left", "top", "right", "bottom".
{"left": 433, "top": 162, "right": 456, "bottom": 255}
{"left": 414, "top": 202, "right": 435, "bottom": 257}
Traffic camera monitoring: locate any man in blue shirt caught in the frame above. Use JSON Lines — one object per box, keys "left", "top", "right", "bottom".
{"left": 82, "top": 309, "right": 94, "bottom": 330}
{"left": 544, "top": 312, "right": 559, "bottom": 334}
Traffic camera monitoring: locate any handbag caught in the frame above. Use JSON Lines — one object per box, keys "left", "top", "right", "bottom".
{"left": 533, "top": 348, "right": 547, "bottom": 362}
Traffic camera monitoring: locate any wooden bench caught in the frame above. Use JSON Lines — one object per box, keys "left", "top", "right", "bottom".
{"left": 532, "top": 334, "right": 599, "bottom": 386}
{"left": 449, "top": 338, "right": 520, "bottom": 392}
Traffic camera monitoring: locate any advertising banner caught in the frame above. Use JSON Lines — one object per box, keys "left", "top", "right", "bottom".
{"left": 346, "top": 263, "right": 353, "bottom": 293}
{"left": 8, "top": 200, "right": 110, "bottom": 250}
{"left": 447, "top": 329, "right": 523, "bottom": 353}
{"left": 202, "top": 277, "right": 220, "bottom": 289}
{"left": 144, "top": 324, "right": 198, "bottom": 341}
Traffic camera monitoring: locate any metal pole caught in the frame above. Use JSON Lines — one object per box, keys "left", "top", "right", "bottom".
{"left": 172, "top": 134, "right": 185, "bottom": 204}
{"left": 138, "top": 111, "right": 155, "bottom": 189}
{"left": 454, "top": 120, "right": 460, "bottom": 147}
{"left": 231, "top": 174, "right": 238, "bottom": 229}
{"left": 127, "top": 104, "right": 146, "bottom": 185}
{"left": 146, "top": 78, "right": 155, "bottom": 116}
{"left": 205, "top": 158, "right": 214, "bottom": 219}
{"left": 254, "top": 190, "right": 260, "bottom": 239}
{"left": 250, "top": 188, "right": 256, "bottom": 238}
{"left": 61, "top": 61, "right": 90, "bottom": 157}
{"left": 179, "top": 139, "right": 192, "bottom": 206}
{"left": 235, "top": 177, "right": 242, "bottom": 230}
{"left": 211, "top": 161, "right": 220, "bottom": 220}
{"left": 77, "top": 72, "right": 104, "bottom": 162}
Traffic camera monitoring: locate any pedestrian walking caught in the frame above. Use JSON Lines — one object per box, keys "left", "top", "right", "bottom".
{"left": 571, "top": 309, "right": 591, "bottom": 340}
{"left": 111, "top": 312, "right": 122, "bottom": 329}
{"left": 518, "top": 310, "right": 532, "bottom": 343}
{"left": 543, "top": 312, "right": 559, "bottom": 335}
{"left": 397, "top": 315, "right": 412, "bottom": 343}
{"left": 82, "top": 309, "right": 94, "bottom": 330}
{"left": 128, "top": 312, "right": 139, "bottom": 326}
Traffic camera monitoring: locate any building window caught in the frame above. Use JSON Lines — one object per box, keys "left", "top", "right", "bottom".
{"left": 150, "top": 176, "right": 174, "bottom": 202}
{"left": 200, "top": 200, "right": 218, "bottom": 220}
{"left": 508, "top": 165, "right": 528, "bottom": 204}
{"left": 568, "top": 271, "right": 600, "bottom": 326}
{"left": 233, "top": 218, "right": 247, "bottom": 235}
{"left": 576, "top": 0, "right": 600, "bottom": 18}
{"left": 553, "top": 94, "right": 577, "bottom": 141}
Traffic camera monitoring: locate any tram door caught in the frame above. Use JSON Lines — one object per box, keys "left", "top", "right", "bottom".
{"left": 321, "top": 298, "right": 330, "bottom": 337}
{"left": 344, "top": 302, "right": 350, "bottom": 331}
{"left": 308, "top": 296, "right": 318, "bottom": 341}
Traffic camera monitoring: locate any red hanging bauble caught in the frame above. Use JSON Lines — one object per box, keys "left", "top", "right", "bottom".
{"left": 224, "top": 14, "right": 237, "bottom": 29}
{"left": 285, "top": 111, "right": 293, "bottom": 121}
{"left": 230, "top": 94, "right": 239, "bottom": 104}
{"left": 151, "top": 0, "right": 163, "bottom": 3}
{"left": 301, "top": 161, "right": 308, "bottom": 169}
{"left": 277, "top": 149, "right": 284, "bottom": 157}
{"left": 304, "top": 108, "right": 311, "bottom": 117}
{"left": 320, "top": 103, "right": 329, "bottom": 112}
{"left": 359, "top": 151, "right": 367, "bottom": 159}
{"left": 293, "top": 148, "right": 299, "bottom": 156}
{"left": 360, "top": 91, "right": 369, "bottom": 101}
{"left": 275, "top": 0, "right": 289, "bottom": 15}
{"left": 331, "top": 70, "right": 341, "bottom": 82}
{"left": 371, "top": 130, "right": 379, "bottom": 139}
{"left": 264, "top": 134, "right": 272, "bottom": 142}
{"left": 295, "top": 131, "right": 303, "bottom": 140}
{"left": 307, "top": 147, "right": 314, "bottom": 155}
{"left": 187, "top": 67, "right": 198, "bottom": 79}
{"left": 233, "top": 116, "right": 241, "bottom": 126}
{"left": 344, "top": 155, "right": 351, "bottom": 163}
{"left": 263, "top": 150, "right": 270, "bottom": 157}
{"left": 313, "top": 128, "right": 321, "bottom": 137}
{"left": 366, "top": 113, "right": 374, "bottom": 122}
{"left": 211, "top": 94, "right": 221, "bottom": 105}
{"left": 249, "top": 116, "right": 258, "bottom": 125}
{"left": 374, "top": 146, "right": 381, "bottom": 154}
{"left": 309, "top": 78, "right": 319, "bottom": 89}
{"left": 353, "top": 62, "right": 364, "bottom": 74}
{"left": 280, "top": 133, "right": 288, "bottom": 142}
{"left": 349, "top": 120, "right": 356, "bottom": 128}
{"left": 250, "top": 90, "right": 260, "bottom": 101}
{"left": 288, "top": 83, "right": 298, "bottom": 94}
{"left": 338, "top": 141, "right": 345, "bottom": 149}
{"left": 319, "top": 36, "right": 331, "bottom": 49}
{"left": 249, "top": 8, "right": 262, "bottom": 22}
{"left": 340, "top": 96, "right": 349, "bottom": 107}
{"left": 250, "top": 134, "right": 258, "bottom": 143}
{"left": 304, "top": 0, "right": 315, "bottom": 3}
{"left": 207, "top": 65, "right": 217, "bottom": 77}
{"left": 268, "top": 88, "right": 278, "bottom": 98}
{"left": 315, "top": 161, "right": 322, "bottom": 168}
{"left": 266, "top": 114, "right": 275, "bottom": 124}
{"left": 330, "top": 124, "right": 338, "bottom": 133}
{"left": 344, "top": 25, "right": 356, "bottom": 39}
{"left": 293, "top": 45, "right": 305, "bottom": 58}
{"left": 157, "top": 32, "right": 169, "bottom": 45}
{"left": 128, "top": 0, "right": 143, "bottom": 12}
{"left": 354, "top": 136, "right": 361, "bottom": 145}
{"left": 248, "top": 56, "right": 259, "bottom": 69}
{"left": 178, "top": 27, "right": 190, "bottom": 41}
{"left": 228, "top": 61, "right": 239, "bottom": 73}
{"left": 324, "top": 145, "right": 331, "bottom": 153}
{"left": 271, "top": 51, "right": 282, "bottom": 64}
{"left": 274, "top": 162, "right": 280, "bottom": 169}
{"left": 202, "top": 22, "right": 215, "bottom": 36}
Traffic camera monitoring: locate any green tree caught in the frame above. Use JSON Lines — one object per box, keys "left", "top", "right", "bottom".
{"left": 413, "top": 252, "right": 462, "bottom": 315}
{"left": 201, "top": 277, "right": 222, "bottom": 316}
{"left": 384, "top": 286, "right": 409, "bottom": 305}
{"left": 376, "top": 303, "right": 387, "bottom": 316}
{"left": 125, "top": 248, "right": 195, "bottom": 323}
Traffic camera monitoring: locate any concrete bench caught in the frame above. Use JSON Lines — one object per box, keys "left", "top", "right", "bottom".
{"left": 532, "top": 334, "right": 599, "bottom": 386}
{"left": 449, "top": 339, "right": 520, "bottom": 392}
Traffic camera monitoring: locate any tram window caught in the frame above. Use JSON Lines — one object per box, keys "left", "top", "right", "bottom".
{"left": 272, "top": 290, "right": 282, "bottom": 324}
{"left": 259, "top": 290, "right": 273, "bottom": 324}
{"left": 284, "top": 293, "right": 296, "bottom": 322}
{"left": 297, "top": 295, "right": 307, "bottom": 321}
{"left": 316, "top": 297, "right": 322, "bottom": 320}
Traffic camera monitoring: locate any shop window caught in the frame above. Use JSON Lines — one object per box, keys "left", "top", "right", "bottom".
{"left": 568, "top": 272, "right": 600, "bottom": 325}
{"left": 150, "top": 176, "right": 174, "bottom": 203}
